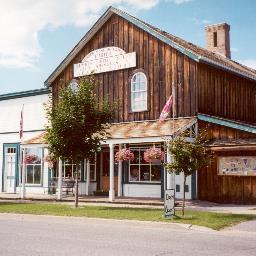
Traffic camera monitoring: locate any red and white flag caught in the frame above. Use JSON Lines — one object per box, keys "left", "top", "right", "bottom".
{"left": 19, "top": 105, "right": 24, "bottom": 140}
{"left": 159, "top": 95, "right": 173, "bottom": 122}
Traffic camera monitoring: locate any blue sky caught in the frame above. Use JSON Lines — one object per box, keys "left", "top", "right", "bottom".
{"left": 0, "top": 0, "right": 255, "bottom": 94}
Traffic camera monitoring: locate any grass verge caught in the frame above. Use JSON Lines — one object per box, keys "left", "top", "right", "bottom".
{"left": 0, "top": 202, "right": 255, "bottom": 230}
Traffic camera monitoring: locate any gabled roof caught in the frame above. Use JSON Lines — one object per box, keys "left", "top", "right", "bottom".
{"left": 45, "top": 6, "right": 256, "bottom": 86}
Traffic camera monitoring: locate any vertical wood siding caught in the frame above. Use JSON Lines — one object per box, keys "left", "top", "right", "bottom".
{"left": 197, "top": 63, "right": 256, "bottom": 124}
{"left": 198, "top": 121, "right": 256, "bottom": 204}
{"left": 51, "top": 14, "right": 197, "bottom": 122}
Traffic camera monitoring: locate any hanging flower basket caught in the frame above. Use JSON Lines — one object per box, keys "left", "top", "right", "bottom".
{"left": 44, "top": 154, "right": 56, "bottom": 169}
{"left": 25, "top": 154, "right": 38, "bottom": 164}
{"left": 143, "top": 147, "right": 164, "bottom": 163}
{"left": 115, "top": 148, "right": 134, "bottom": 162}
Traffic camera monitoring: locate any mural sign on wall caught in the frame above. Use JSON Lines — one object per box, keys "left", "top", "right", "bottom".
{"left": 74, "top": 47, "right": 136, "bottom": 77}
{"left": 218, "top": 156, "right": 256, "bottom": 176}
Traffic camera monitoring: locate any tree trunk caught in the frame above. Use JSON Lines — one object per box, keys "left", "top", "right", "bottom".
{"left": 74, "top": 161, "right": 79, "bottom": 208}
{"left": 182, "top": 175, "right": 187, "bottom": 217}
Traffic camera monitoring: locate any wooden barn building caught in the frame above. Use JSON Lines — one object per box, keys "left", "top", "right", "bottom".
{"left": 40, "top": 6, "right": 256, "bottom": 203}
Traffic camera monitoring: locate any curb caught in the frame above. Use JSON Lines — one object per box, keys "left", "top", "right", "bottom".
{"left": 0, "top": 197, "right": 164, "bottom": 207}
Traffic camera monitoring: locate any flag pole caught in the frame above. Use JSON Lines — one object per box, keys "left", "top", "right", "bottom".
{"left": 172, "top": 83, "right": 175, "bottom": 139}
{"left": 159, "top": 91, "right": 174, "bottom": 190}
{"left": 171, "top": 83, "right": 175, "bottom": 190}
{"left": 20, "top": 104, "right": 26, "bottom": 199}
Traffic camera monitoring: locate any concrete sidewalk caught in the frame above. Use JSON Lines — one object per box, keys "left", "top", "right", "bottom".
{"left": 0, "top": 193, "right": 256, "bottom": 214}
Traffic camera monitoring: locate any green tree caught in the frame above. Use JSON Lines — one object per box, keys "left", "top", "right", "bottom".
{"left": 45, "top": 77, "right": 114, "bottom": 207}
{"left": 165, "top": 132, "right": 212, "bottom": 216}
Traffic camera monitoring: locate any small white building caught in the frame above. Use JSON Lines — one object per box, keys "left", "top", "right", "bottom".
{"left": 0, "top": 88, "right": 50, "bottom": 194}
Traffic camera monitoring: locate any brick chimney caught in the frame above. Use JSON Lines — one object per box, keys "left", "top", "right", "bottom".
{"left": 205, "top": 23, "right": 231, "bottom": 59}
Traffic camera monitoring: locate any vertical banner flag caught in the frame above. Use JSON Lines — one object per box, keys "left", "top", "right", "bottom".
{"left": 19, "top": 105, "right": 24, "bottom": 140}
{"left": 159, "top": 95, "right": 173, "bottom": 122}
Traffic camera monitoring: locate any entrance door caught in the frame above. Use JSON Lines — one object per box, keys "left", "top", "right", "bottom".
{"left": 101, "top": 151, "right": 118, "bottom": 194}
{"left": 5, "top": 148, "right": 17, "bottom": 193}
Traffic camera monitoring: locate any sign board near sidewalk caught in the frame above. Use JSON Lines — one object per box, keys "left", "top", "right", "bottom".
{"left": 164, "top": 189, "right": 175, "bottom": 217}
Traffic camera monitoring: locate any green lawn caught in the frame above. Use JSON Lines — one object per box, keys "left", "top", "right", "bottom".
{"left": 0, "top": 202, "right": 255, "bottom": 230}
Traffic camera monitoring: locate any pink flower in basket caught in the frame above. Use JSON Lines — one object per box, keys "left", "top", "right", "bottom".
{"left": 115, "top": 149, "right": 134, "bottom": 162}
{"left": 44, "top": 154, "right": 56, "bottom": 169}
{"left": 25, "top": 154, "right": 38, "bottom": 164}
{"left": 144, "top": 147, "right": 164, "bottom": 163}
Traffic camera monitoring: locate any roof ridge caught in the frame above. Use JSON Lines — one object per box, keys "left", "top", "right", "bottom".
{"left": 122, "top": 9, "right": 256, "bottom": 77}
{"left": 44, "top": 6, "right": 256, "bottom": 86}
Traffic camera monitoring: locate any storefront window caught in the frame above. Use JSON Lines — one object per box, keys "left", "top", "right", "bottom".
{"left": 129, "top": 147, "right": 161, "bottom": 183}
{"left": 24, "top": 147, "right": 42, "bottom": 185}
{"left": 85, "top": 154, "right": 97, "bottom": 181}
{"left": 63, "top": 161, "right": 81, "bottom": 180}
{"left": 218, "top": 156, "right": 256, "bottom": 176}
{"left": 131, "top": 72, "right": 147, "bottom": 112}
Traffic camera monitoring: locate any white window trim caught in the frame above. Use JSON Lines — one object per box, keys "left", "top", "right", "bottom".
{"left": 129, "top": 146, "right": 161, "bottom": 183}
{"left": 22, "top": 148, "right": 43, "bottom": 186}
{"left": 131, "top": 72, "right": 148, "bottom": 112}
{"left": 26, "top": 164, "right": 42, "bottom": 185}
{"left": 63, "top": 162, "right": 81, "bottom": 180}
{"left": 85, "top": 154, "right": 97, "bottom": 182}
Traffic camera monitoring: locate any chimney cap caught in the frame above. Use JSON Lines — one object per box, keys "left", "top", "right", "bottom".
{"left": 205, "top": 22, "right": 230, "bottom": 30}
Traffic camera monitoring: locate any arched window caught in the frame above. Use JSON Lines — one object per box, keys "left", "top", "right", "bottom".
{"left": 131, "top": 72, "right": 148, "bottom": 112}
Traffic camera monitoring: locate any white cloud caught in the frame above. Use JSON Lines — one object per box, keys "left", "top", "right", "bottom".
{"left": 0, "top": 0, "right": 165, "bottom": 69}
{"left": 171, "top": 0, "right": 192, "bottom": 4}
{"left": 239, "top": 59, "right": 256, "bottom": 70}
{"left": 192, "top": 17, "right": 212, "bottom": 25}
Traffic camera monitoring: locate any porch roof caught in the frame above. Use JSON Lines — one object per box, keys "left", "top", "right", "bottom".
{"left": 107, "top": 118, "right": 195, "bottom": 139}
{"left": 22, "top": 132, "right": 47, "bottom": 145}
{"left": 22, "top": 118, "right": 196, "bottom": 145}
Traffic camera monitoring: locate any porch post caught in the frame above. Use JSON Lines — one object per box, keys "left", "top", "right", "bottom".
{"left": 118, "top": 144, "right": 122, "bottom": 197}
{"left": 57, "top": 158, "right": 63, "bottom": 200}
{"left": 84, "top": 160, "right": 88, "bottom": 195}
{"left": 109, "top": 143, "right": 115, "bottom": 201}
{"left": 21, "top": 148, "right": 26, "bottom": 199}
{"left": 85, "top": 160, "right": 90, "bottom": 196}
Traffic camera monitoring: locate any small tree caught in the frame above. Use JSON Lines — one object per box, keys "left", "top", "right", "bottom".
{"left": 165, "top": 132, "right": 212, "bottom": 216}
{"left": 45, "top": 77, "right": 114, "bottom": 207}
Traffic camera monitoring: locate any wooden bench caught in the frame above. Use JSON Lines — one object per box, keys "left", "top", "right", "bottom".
{"left": 62, "top": 179, "right": 75, "bottom": 195}
{"left": 48, "top": 178, "right": 75, "bottom": 195}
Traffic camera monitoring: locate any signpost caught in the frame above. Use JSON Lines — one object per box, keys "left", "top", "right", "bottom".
{"left": 164, "top": 189, "right": 175, "bottom": 217}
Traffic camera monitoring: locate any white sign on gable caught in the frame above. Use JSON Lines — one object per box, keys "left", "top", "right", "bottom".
{"left": 74, "top": 47, "right": 136, "bottom": 77}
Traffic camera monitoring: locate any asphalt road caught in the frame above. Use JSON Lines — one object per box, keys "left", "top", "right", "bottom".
{"left": 0, "top": 214, "right": 256, "bottom": 256}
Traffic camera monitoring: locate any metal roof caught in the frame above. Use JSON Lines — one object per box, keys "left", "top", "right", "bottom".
{"left": 0, "top": 88, "right": 50, "bottom": 101}
{"left": 198, "top": 114, "right": 256, "bottom": 134}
